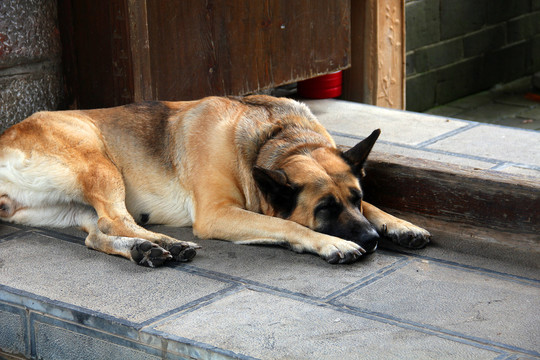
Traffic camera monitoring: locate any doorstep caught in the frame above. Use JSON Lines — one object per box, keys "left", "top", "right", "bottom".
{"left": 1, "top": 99, "right": 539, "bottom": 360}
{"left": 305, "top": 99, "right": 539, "bottom": 256}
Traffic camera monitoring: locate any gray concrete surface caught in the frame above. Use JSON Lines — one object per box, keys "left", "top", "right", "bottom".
{"left": 306, "top": 98, "right": 540, "bottom": 178}
{"left": 1, "top": 100, "right": 539, "bottom": 359}
{"left": 1, "top": 224, "right": 539, "bottom": 360}
{"left": 425, "top": 77, "right": 540, "bottom": 131}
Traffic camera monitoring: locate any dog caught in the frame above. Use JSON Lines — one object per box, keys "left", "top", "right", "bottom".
{"left": 0, "top": 96, "right": 430, "bottom": 266}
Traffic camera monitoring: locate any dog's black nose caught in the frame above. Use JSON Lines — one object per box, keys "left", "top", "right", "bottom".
{"left": 358, "top": 229, "right": 379, "bottom": 253}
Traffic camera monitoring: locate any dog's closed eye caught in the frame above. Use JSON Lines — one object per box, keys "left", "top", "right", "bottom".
{"left": 315, "top": 196, "right": 343, "bottom": 218}
{"left": 349, "top": 188, "right": 363, "bottom": 207}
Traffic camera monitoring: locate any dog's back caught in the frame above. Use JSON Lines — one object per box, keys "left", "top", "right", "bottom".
{"left": 0, "top": 96, "right": 330, "bottom": 226}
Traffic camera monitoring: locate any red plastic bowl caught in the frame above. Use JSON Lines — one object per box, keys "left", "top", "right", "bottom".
{"left": 298, "top": 71, "right": 342, "bottom": 99}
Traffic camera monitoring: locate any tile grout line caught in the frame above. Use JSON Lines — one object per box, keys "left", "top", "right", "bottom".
{"left": 16, "top": 223, "right": 540, "bottom": 290}
{"left": 3, "top": 248, "right": 538, "bottom": 358}
{"left": 489, "top": 162, "right": 512, "bottom": 171}
{"left": 1, "top": 282, "right": 256, "bottom": 360}
{"left": 4, "top": 275, "right": 537, "bottom": 360}
{"left": 174, "top": 263, "right": 328, "bottom": 304}
{"left": 175, "top": 263, "right": 540, "bottom": 357}
{"left": 429, "top": 260, "right": 540, "bottom": 288}
{"left": 333, "top": 131, "right": 501, "bottom": 164}
{"left": 332, "top": 303, "right": 540, "bottom": 358}
{"left": 411, "top": 148, "right": 540, "bottom": 171}
{"left": 3, "top": 226, "right": 539, "bottom": 358}
{"left": 32, "top": 227, "right": 86, "bottom": 244}
{"left": 323, "top": 257, "right": 412, "bottom": 302}
{"left": 213, "top": 275, "right": 538, "bottom": 358}
{"left": 330, "top": 129, "right": 540, "bottom": 171}
{"left": 333, "top": 305, "right": 508, "bottom": 356}
{"left": 380, "top": 250, "right": 540, "bottom": 286}
{"left": 139, "top": 283, "right": 245, "bottom": 330}
{"left": 489, "top": 161, "right": 540, "bottom": 171}
{"left": 0, "top": 228, "right": 31, "bottom": 243}
{"left": 414, "top": 122, "right": 481, "bottom": 148}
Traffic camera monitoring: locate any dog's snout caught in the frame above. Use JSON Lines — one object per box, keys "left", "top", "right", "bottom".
{"left": 358, "top": 228, "right": 379, "bottom": 253}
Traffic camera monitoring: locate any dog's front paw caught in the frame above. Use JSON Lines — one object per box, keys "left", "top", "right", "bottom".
{"left": 168, "top": 241, "right": 201, "bottom": 262}
{"left": 130, "top": 240, "right": 172, "bottom": 267}
{"left": 381, "top": 221, "right": 431, "bottom": 249}
{"left": 321, "top": 240, "right": 365, "bottom": 264}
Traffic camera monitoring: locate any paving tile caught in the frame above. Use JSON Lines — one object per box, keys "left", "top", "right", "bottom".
{"left": 338, "top": 261, "right": 540, "bottom": 353}
{"left": 489, "top": 117, "right": 540, "bottom": 131}
{"left": 154, "top": 289, "right": 500, "bottom": 360}
{"left": 426, "top": 125, "right": 540, "bottom": 166}
{"left": 0, "top": 222, "right": 22, "bottom": 238}
{"left": 455, "top": 103, "right": 530, "bottom": 123}
{"left": 150, "top": 226, "right": 400, "bottom": 299}
{"left": 518, "top": 107, "right": 540, "bottom": 121}
{"left": 390, "top": 243, "right": 540, "bottom": 283}
{"left": 424, "top": 105, "right": 465, "bottom": 117}
{"left": 445, "top": 91, "right": 496, "bottom": 109}
{"left": 304, "top": 99, "right": 470, "bottom": 146}
{"left": 495, "top": 94, "right": 539, "bottom": 108}
{"left": 0, "top": 233, "right": 229, "bottom": 323}
{"left": 374, "top": 211, "right": 540, "bottom": 280}
{"left": 331, "top": 139, "right": 497, "bottom": 170}
{"left": 496, "top": 165, "right": 540, "bottom": 179}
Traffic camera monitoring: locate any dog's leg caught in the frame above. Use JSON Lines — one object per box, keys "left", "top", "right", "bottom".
{"left": 0, "top": 198, "right": 173, "bottom": 267}
{"left": 1, "top": 149, "right": 198, "bottom": 263}
{"left": 78, "top": 155, "right": 199, "bottom": 262}
{"left": 80, "top": 212, "right": 175, "bottom": 268}
{"left": 193, "top": 206, "right": 364, "bottom": 264}
{"left": 362, "top": 202, "right": 431, "bottom": 249}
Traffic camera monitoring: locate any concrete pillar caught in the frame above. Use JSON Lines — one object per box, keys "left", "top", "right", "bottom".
{"left": 0, "top": 0, "right": 63, "bottom": 132}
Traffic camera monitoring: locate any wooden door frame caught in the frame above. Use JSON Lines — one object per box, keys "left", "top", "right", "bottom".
{"left": 342, "top": 0, "right": 405, "bottom": 109}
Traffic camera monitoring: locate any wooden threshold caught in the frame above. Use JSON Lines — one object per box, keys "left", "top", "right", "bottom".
{"left": 363, "top": 153, "right": 540, "bottom": 236}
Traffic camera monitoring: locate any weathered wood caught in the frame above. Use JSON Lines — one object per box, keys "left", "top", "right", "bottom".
{"left": 363, "top": 153, "right": 540, "bottom": 235}
{"left": 127, "top": 0, "right": 153, "bottom": 102}
{"left": 380, "top": 211, "right": 540, "bottom": 268}
{"left": 64, "top": 0, "right": 134, "bottom": 108}
{"left": 341, "top": 0, "right": 366, "bottom": 102}
{"left": 61, "top": 0, "right": 351, "bottom": 107}
{"left": 375, "top": 0, "right": 405, "bottom": 109}
{"left": 144, "top": 0, "right": 351, "bottom": 100}
{"left": 342, "top": 0, "right": 405, "bottom": 109}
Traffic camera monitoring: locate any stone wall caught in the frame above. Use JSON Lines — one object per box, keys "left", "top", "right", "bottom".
{"left": 406, "top": 0, "right": 540, "bottom": 111}
{"left": 0, "top": 0, "right": 63, "bottom": 133}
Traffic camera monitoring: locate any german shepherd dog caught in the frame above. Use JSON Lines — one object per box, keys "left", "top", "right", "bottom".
{"left": 0, "top": 96, "right": 430, "bottom": 266}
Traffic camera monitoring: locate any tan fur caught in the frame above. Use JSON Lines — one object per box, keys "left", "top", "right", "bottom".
{"left": 0, "top": 96, "right": 430, "bottom": 266}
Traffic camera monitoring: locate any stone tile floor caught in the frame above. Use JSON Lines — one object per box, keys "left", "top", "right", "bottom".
{"left": 1, "top": 95, "right": 539, "bottom": 360}
{"left": 305, "top": 98, "right": 540, "bottom": 179}
{"left": 425, "top": 77, "right": 540, "bottom": 131}
{"left": 1, "top": 224, "right": 539, "bottom": 360}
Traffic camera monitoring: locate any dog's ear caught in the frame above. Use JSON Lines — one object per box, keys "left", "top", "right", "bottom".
{"left": 253, "top": 167, "right": 299, "bottom": 217}
{"left": 343, "top": 129, "right": 380, "bottom": 176}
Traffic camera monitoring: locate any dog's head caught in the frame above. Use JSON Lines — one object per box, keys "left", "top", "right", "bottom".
{"left": 253, "top": 129, "right": 381, "bottom": 253}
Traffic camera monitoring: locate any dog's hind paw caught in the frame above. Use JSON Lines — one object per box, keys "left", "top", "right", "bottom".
{"left": 168, "top": 241, "right": 200, "bottom": 262}
{"left": 130, "top": 240, "right": 172, "bottom": 267}
{"left": 382, "top": 222, "right": 431, "bottom": 249}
